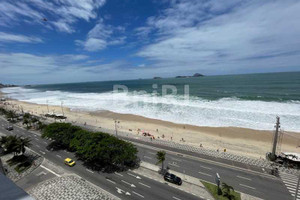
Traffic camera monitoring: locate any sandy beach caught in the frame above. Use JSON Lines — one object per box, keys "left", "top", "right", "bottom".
{"left": 1, "top": 92, "right": 300, "bottom": 159}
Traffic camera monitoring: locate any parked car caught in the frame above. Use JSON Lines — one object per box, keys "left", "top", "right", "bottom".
{"left": 6, "top": 126, "right": 13, "bottom": 131}
{"left": 164, "top": 172, "right": 182, "bottom": 185}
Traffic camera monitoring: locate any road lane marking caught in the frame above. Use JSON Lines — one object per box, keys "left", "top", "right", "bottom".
{"left": 239, "top": 184, "right": 256, "bottom": 190}
{"left": 168, "top": 162, "right": 180, "bottom": 167}
{"left": 127, "top": 172, "right": 141, "bottom": 179}
{"left": 170, "top": 157, "right": 182, "bottom": 162}
{"left": 198, "top": 171, "right": 212, "bottom": 177}
{"left": 132, "top": 191, "right": 144, "bottom": 198}
{"left": 106, "top": 178, "right": 116, "bottom": 184}
{"left": 40, "top": 165, "right": 61, "bottom": 177}
{"left": 115, "top": 172, "right": 123, "bottom": 177}
{"left": 144, "top": 156, "right": 152, "bottom": 160}
{"left": 173, "top": 196, "right": 181, "bottom": 200}
{"left": 237, "top": 175, "right": 252, "bottom": 181}
{"left": 199, "top": 165, "right": 212, "bottom": 170}
{"left": 86, "top": 169, "right": 94, "bottom": 173}
{"left": 39, "top": 150, "right": 46, "bottom": 155}
{"left": 139, "top": 182, "right": 151, "bottom": 188}
{"left": 43, "top": 141, "right": 48, "bottom": 144}
{"left": 121, "top": 180, "right": 136, "bottom": 187}
{"left": 34, "top": 138, "right": 39, "bottom": 141}
{"left": 36, "top": 145, "right": 40, "bottom": 148}
{"left": 56, "top": 155, "right": 61, "bottom": 158}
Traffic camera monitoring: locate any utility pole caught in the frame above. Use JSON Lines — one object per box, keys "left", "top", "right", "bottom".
{"left": 114, "top": 120, "right": 119, "bottom": 137}
{"left": 271, "top": 116, "right": 280, "bottom": 160}
{"left": 61, "top": 101, "right": 64, "bottom": 116}
{"left": 46, "top": 100, "right": 49, "bottom": 113}
{"left": 295, "top": 174, "right": 300, "bottom": 200}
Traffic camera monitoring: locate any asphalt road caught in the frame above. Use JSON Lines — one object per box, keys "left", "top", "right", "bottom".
{"left": 0, "top": 118, "right": 293, "bottom": 200}
{"left": 136, "top": 143, "right": 292, "bottom": 200}
{"left": 0, "top": 119, "right": 201, "bottom": 200}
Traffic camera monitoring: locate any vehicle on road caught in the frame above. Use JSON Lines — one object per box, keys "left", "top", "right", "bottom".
{"left": 64, "top": 158, "right": 76, "bottom": 167}
{"left": 164, "top": 172, "right": 182, "bottom": 185}
{"left": 5, "top": 126, "right": 13, "bottom": 131}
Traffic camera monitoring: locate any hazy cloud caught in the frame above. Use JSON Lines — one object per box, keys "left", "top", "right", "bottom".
{"left": 0, "top": 32, "right": 43, "bottom": 43}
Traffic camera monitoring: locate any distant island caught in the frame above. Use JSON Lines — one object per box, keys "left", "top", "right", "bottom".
{"left": 175, "top": 73, "right": 204, "bottom": 78}
{"left": 0, "top": 83, "right": 18, "bottom": 88}
{"left": 153, "top": 73, "right": 204, "bottom": 79}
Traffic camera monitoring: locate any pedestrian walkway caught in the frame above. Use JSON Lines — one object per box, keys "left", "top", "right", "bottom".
{"left": 280, "top": 172, "right": 300, "bottom": 200}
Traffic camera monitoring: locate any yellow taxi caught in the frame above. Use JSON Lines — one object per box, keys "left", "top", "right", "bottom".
{"left": 64, "top": 158, "right": 76, "bottom": 167}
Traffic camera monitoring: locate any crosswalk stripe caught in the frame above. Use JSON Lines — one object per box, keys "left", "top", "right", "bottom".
{"left": 280, "top": 172, "right": 300, "bottom": 198}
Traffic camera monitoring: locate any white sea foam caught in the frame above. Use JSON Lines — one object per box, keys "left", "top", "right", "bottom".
{"left": 2, "top": 87, "right": 300, "bottom": 132}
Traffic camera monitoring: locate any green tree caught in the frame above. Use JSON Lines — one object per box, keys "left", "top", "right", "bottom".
{"left": 156, "top": 150, "right": 166, "bottom": 170}
{"left": 17, "top": 137, "right": 31, "bottom": 155}
{"left": 6, "top": 110, "right": 16, "bottom": 119}
{"left": 0, "top": 136, "right": 31, "bottom": 156}
{"left": 222, "top": 182, "right": 235, "bottom": 200}
{"left": 23, "top": 118, "right": 31, "bottom": 129}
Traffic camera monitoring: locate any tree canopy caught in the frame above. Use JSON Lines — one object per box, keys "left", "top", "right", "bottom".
{"left": 43, "top": 122, "right": 139, "bottom": 170}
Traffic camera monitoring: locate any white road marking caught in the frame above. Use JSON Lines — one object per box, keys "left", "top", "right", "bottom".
{"left": 40, "top": 165, "right": 61, "bottom": 177}
{"left": 86, "top": 169, "right": 94, "bottom": 173}
{"left": 43, "top": 141, "right": 48, "bottom": 144}
{"left": 199, "top": 165, "right": 212, "bottom": 170}
{"left": 56, "top": 154, "right": 61, "bottom": 158}
{"left": 121, "top": 180, "right": 136, "bottom": 187}
{"left": 36, "top": 145, "right": 40, "bottom": 148}
{"left": 127, "top": 172, "right": 141, "bottom": 179}
{"left": 34, "top": 138, "right": 39, "bottom": 141}
{"left": 115, "top": 172, "right": 123, "bottom": 177}
{"left": 144, "top": 156, "right": 152, "bottom": 160}
{"left": 237, "top": 175, "right": 252, "bottom": 181}
{"left": 239, "top": 184, "right": 256, "bottom": 190}
{"left": 173, "top": 196, "right": 181, "bottom": 200}
{"left": 198, "top": 171, "right": 212, "bottom": 177}
{"left": 168, "top": 162, "right": 180, "bottom": 167}
{"left": 39, "top": 150, "right": 46, "bottom": 155}
{"left": 170, "top": 157, "right": 182, "bottom": 162}
{"left": 106, "top": 179, "right": 116, "bottom": 184}
{"left": 139, "top": 182, "right": 151, "bottom": 188}
{"left": 132, "top": 191, "right": 144, "bottom": 198}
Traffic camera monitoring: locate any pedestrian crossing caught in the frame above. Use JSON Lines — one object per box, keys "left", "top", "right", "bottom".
{"left": 280, "top": 173, "right": 300, "bottom": 200}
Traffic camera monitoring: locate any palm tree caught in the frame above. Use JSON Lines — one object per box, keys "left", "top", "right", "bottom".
{"left": 0, "top": 136, "right": 31, "bottom": 156}
{"left": 221, "top": 182, "right": 235, "bottom": 200}
{"left": 17, "top": 137, "right": 31, "bottom": 155}
{"left": 156, "top": 150, "right": 166, "bottom": 171}
{"left": 3, "top": 135, "right": 19, "bottom": 155}
{"left": 23, "top": 118, "right": 31, "bottom": 129}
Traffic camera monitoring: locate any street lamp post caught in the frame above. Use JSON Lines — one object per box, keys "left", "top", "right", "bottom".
{"left": 114, "top": 120, "right": 119, "bottom": 137}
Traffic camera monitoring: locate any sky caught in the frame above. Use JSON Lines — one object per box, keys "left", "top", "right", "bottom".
{"left": 0, "top": 0, "right": 300, "bottom": 84}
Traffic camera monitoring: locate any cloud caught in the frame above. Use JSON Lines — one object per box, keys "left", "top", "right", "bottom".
{"left": 0, "top": 0, "right": 106, "bottom": 33}
{"left": 0, "top": 52, "right": 131, "bottom": 84}
{"left": 0, "top": 32, "right": 43, "bottom": 43}
{"left": 136, "top": 0, "right": 300, "bottom": 74}
{"left": 76, "top": 19, "right": 126, "bottom": 51}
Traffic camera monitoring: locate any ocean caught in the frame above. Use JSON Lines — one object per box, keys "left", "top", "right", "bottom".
{"left": 1, "top": 72, "right": 300, "bottom": 132}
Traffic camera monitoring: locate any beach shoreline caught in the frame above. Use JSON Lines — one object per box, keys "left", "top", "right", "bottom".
{"left": 1, "top": 91, "right": 300, "bottom": 159}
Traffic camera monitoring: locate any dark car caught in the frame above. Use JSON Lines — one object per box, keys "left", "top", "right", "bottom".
{"left": 164, "top": 172, "right": 182, "bottom": 185}
{"left": 6, "top": 126, "right": 13, "bottom": 131}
